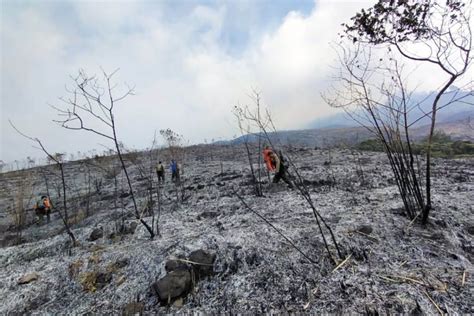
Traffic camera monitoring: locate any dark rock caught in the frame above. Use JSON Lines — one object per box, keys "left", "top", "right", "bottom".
{"left": 1, "top": 234, "right": 22, "bottom": 247}
{"left": 425, "top": 232, "right": 444, "bottom": 241}
{"left": 188, "top": 249, "right": 216, "bottom": 278}
{"left": 101, "top": 194, "right": 116, "bottom": 201}
{"left": 152, "top": 270, "right": 192, "bottom": 303}
{"left": 115, "top": 258, "right": 130, "bottom": 269}
{"left": 128, "top": 222, "right": 138, "bottom": 234}
{"left": 450, "top": 253, "right": 459, "bottom": 260}
{"left": 165, "top": 260, "right": 189, "bottom": 272}
{"left": 119, "top": 192, "right": 131, "bottom": 198}
{"left": 303, "top": 179, "right": 334, "bottom": 187}
{"left": 245, "top": 250, "right": 261, "bottom": 266}
{"left": 95, "top": 272, "right": 112, "bottom": 289}
{"left": 454, "top": 174, "right": 468, "bottom": 182}
{"left": 121, "top": 222, "right": 138, "bottom": 235}
{"left": 364, "top": 304, "right": 379, "bottom": 315}
{"left": 122, "top": 302, "right": 144, "bottom": 315}
{"left": 215, "top": 221, "right": 224, "bottom": 231}
{"left": 88, "top": 228, "right": 103, "bottom": 241}
{"left": 198, "top": 211, "right": 218, "bottom": 219}
{"left": 197, "top": 184, "right": 205, "bottom": 190}
{"left": 356, "top": 225, "right": 373, "bottom": 235}
{"left": 390, "top": 207, "right": 406, "bottom": 216}
{"left": 409, "top": 301, "right": 422, "bottom": 316}
{"left": 220, "top": 174, "right": 243, "bottom": 181}
{"left": 466, "top": 225, "right": 474, "bottom": 236}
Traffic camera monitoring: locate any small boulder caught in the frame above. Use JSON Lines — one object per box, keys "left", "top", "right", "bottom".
{"left": 18, "top": 272, "right": 39, "bottom": 285}
{"left": 115, "top": 258, "right": 130, "bottom": 269}
{"left": 88, "top": 228, "right": 103, "bottom": 241}
{"left": 165, "top": 260, "right": 188, "bottom": 273}
{"left": 123, "top": 222, "right": 138, "bottom": 235}
{"left": 107, "top": 258, "right": 129, "bottom": 273}
{"left": 152, "top": 270, "right": 192, "bottom": 303}
{"left": 356, "top": 225, "right": 373, "bottom": 235}
{"left": 197, "top": 211, "right": 218, "bottom": 220}
{"left": 95, "top": 271, "right": 112, "bottom": 290}
{"left": 188, "top": 249, "right": 216, "bottom": 278}
{"left": 119, "top": 192, "right": 131, "bottom": 198}
{"left": 466, "top": 225, "right": 474, "bottom": 236}
{"left": 79, "top": 271, "right": 112, "bottom": 292}
{"left": 122, "top": 302, "right": 144, "bottom": 315}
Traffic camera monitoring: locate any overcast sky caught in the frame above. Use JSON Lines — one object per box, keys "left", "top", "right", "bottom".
{"left": 1, "top": 0, "right": 470, "bottom": 165}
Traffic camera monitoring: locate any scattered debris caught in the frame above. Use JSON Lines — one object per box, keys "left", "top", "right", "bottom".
{"left": 17, "top": 272, "right": 39, "bottom": 285}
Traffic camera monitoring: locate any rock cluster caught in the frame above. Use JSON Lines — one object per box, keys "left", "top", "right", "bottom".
{"left": 152, "top": 249, "right": 216, "bottom": 305}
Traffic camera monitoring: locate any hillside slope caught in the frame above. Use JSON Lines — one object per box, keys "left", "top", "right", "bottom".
{"left": 0, "top": 146, "right": 473, "bottom": 313}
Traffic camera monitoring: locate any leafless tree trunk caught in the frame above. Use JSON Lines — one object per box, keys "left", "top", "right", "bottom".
{"left": 10, "top": 121, "right": 77, "bottom": 245}
{"left": 233, "top": 101, "right": 263, "bottom": 197}
{"left": 52, "top": 69, "right": 155, "bottom": 238}
{"left": 341, "top": 0, "right": 473, "bottom": 224}
{"left": 324, "top": 42, "right": 472, "bottom": 222}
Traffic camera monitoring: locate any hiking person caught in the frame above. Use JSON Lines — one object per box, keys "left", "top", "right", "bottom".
{"left": 34, "top": 195, "right": 52, "bottom": 223}
{"left": 170, "top": 159, "right": 180, "bottom": 183}
{"left": 156, "top": 161, "right": 165, "bottom": 184}
{"left": 263, "top": 146, "right": 293, "bottom": 188}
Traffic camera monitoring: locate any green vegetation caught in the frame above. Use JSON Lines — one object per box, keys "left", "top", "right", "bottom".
{"left": 357, "top": 131, "right": 474, "bottom": 158}
{"left": 356, "top": 139, "right": 385, "bottom": 152}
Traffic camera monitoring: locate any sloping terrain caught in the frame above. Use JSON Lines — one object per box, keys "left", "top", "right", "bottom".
{"left": 230, "top": 117, "right": 474, "bottom": 148}
{"left": 0, "top": 146, "right": 473, "bottom": 314}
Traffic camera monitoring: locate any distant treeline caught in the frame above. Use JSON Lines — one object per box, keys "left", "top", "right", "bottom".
{"left": 357, "top": 131, "right": 474, "bottom": 158}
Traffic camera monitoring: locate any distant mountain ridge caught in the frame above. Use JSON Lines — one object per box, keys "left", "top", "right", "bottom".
{"left": 308, "top": 91, "right": 473, "bottom": 129}
{"left": 228, "top": 115, "right": 474, "bottom": 148}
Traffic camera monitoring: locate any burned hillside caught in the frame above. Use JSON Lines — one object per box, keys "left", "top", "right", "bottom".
{"left": 0, "top": 145, "right": 473, "bottom": 314}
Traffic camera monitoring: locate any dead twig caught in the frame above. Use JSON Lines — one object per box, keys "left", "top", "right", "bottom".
{"left": 353, "top": 230, "right": 379, "bottom": 242}
{"left": 332, "top": 254, "right": 352, "bottom": 273}
{"left": 377, "top": 274, "right": 426, "bottom": 286}
{"left": 424, "top": 290, "right": 444, "bottom": 316}
{"left": 174, "top": 258, "right": 214, "bottom": 267}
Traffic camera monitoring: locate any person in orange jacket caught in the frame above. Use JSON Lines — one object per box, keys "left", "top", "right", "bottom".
{"left": 263, "top": 146, "right": 293, "bottom": 188}
{"left": 35, "top": 195, "right": 52, "bottom": 223}
{"left": 263, "top": 145, "right": 276, "bottom": 172}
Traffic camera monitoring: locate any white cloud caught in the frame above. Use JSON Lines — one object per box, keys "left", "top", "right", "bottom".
{"left": 3, "top": 0, "right": 469, "bottom": 165}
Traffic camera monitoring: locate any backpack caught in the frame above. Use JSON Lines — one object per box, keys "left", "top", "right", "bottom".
{"left": 278, "top": 150, "right": 285, "bottom": 163}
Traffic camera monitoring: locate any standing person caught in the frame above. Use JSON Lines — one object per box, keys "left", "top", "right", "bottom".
{"left": 170, "top": 159, "right": 179, "bottom": 183}
{"left": 156, "top": 161, "right": 165, "bottom": 184}
{"left": 271, "top": 151, "right": 293, "bottom": 188}
{"left": 263, "top": 146, "right": 293, "bottom": 188}
{"left": 35, "top": 195, "right": 52, "bottom": 223}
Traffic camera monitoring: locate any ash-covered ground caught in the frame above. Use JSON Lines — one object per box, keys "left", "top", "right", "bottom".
{"left": 0, "top": 145, "right": 473, "bottom": 314}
